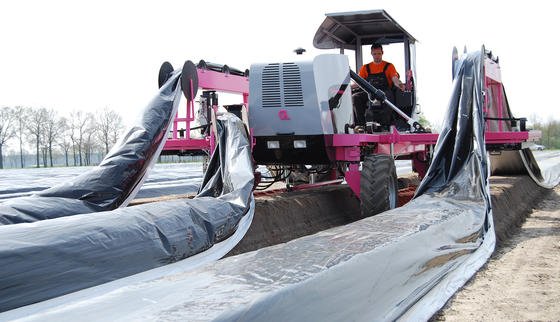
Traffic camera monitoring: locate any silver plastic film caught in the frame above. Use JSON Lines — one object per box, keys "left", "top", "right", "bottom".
{"left": 0, "top": 110, "right": 255, "bottom": 312}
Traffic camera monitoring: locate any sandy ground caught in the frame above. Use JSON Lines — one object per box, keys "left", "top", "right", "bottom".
{"left": 435, "top": 185, "right": 560, "bottom": 320}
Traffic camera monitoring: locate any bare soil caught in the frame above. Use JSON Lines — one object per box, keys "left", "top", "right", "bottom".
{"left": 434, "top": 183, "right": 560, "bottom": 320}
{"left": 227, "top": 185, "right": 360, "bottom": 256}
{"left": 230, "top": 175, "right": 550, "bottom": 256}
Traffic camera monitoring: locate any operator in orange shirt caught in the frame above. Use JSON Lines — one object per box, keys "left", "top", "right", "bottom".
{"left": 353, "top": 43, "right": 405, "bottom": 131}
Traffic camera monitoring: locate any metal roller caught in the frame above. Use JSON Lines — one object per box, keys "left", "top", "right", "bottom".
{"left": 158, "top": 61, "right": 174, "bottom": 88}
{"left": 181, "top": 60, "right": 198, "bottom": 101}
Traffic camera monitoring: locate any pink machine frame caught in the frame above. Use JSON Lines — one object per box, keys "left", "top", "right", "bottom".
{"left": 337, "top": 56, "right": 539, "bottom": 197}
{"left": 162, "top": 67, "right": 249, "bottom": 155}
{"left": 163, "top": 59, "right": 539, "bottom": 197}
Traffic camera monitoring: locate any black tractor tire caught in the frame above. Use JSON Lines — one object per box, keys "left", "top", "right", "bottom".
{"left": 360, "top": 155, "right": 398, "bottom": 218}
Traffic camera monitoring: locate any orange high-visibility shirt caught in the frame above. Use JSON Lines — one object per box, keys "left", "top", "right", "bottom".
{"left": 358, "top": 61, "right": 400, "bottom": 88}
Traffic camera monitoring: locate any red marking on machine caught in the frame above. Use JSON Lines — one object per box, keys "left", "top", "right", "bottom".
{"left": 278, "top": 109, "right": 290, "bottom": 120}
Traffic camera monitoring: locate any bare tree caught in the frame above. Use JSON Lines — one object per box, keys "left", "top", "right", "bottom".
{"left": 69, "top": 110, "right": 93, "bottom": 166}
{"left": 57, "top": 117, "right": 72, "bottom": 166}
{"left": 83, "top": 114, "right": 98, "bottom": 166}
{"left": 41, "top": 146, "right": 48, "bottom": 167}
{"left": 26, "top": 107, "right": 48, "bottom": 168}
{"left": 42, "top": 108, "right": 64, "bottom": 167}
{"left": 0, "top": 106, "right": 16, "bottom": 169}
{"left": 13, "top": 106, "right": 30, "bottom": 168}
{"left": 96, "top": 107, "right": 124, "bottom": 155}
{"left": 69, "top": 111, "right": 79, "bottom": 166}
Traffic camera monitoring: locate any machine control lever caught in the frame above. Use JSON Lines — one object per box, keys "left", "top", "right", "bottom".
{"left": 350, "top": 70, "right": 425, "bottom": 132}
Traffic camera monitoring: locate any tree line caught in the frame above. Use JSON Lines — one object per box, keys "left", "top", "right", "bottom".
{"left": 1, "top": 105, "right": 558, "bottom": 170}
{"left": 0, "top": 106, "right": 123, "bottom": 169}
{"left": 533, "top": 119, "right": 560, "bottom": 149}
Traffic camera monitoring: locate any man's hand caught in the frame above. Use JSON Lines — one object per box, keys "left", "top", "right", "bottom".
{"left": 392, "top": 76, "right": 405, "bottom": 91}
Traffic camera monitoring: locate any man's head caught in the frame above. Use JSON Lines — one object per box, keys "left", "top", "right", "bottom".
{"left": 371, "top": 43, "right": 383, "bottom": 63}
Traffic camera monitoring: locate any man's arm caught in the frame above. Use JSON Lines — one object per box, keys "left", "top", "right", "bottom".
{"left": 386, "top": 63, "right": 405, "bottom": 91}
{"left": 392, "top": 76, "right": 405, "bottom": 91}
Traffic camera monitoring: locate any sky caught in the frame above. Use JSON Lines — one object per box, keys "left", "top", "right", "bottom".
{"left": 1, "top": 0, "right": 557, "bottom": 130}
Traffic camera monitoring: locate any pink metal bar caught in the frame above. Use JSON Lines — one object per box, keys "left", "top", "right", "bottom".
{"left": 334, "top": 130, "right": 536, "bottom": 149}
{"left": 332, "top": 129, "right": 537, "bottom": 163}
{"left": 164, "top": 138, "right": 209, "bottom": 149}
{"left": 376, "top": 142, "right": 428, "bottom": 156}
{"left": 484, "top": 75, "right": 490, "bottom": 132}
{"left": 332, "top": 131, "right": 438, "bottom": 162}
{"left": 172, "top": 112, "right": 178, "bottom": 140}
{"left": 497, "top": 82, "right": 504, "bottom": 132}
{"left": 332, "top": 132, "right": 439, "bottom": 147}
{"left": 334, "top": 146, "right": 361, "bottom": 162}
{"left": 485, "top": 78, "right": 505, "bottom": 132}
{"left": 289, "top": 179, "right": 344, "bottom": 191}
{"left": 185, "top": 80, "right": 196, "bottom": 140}
{"left": 485, "top": 131, "right": 530, "bottom": 144}
{"left": 345, "top": 163, "right": 361, "bottom": 196}
{"left": 197, "top": 69, "right": 249, "bottom": 94}
{"left": 163, "top": 67, "right": 249, "bottom": 154}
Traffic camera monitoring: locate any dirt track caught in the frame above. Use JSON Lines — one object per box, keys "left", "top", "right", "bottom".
{"left": 434, "top": 184, "right": 560, "bottom": 320}
{"left": 230, "top": 175, "right": 549, "bottom": 254}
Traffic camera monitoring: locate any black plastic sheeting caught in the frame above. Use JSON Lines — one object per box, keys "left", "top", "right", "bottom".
{"left": 2, "top": 51, "right": 558, "bottom": 320}
{"left": 0, "top": 105, "right": 254, "bottom": 310}
{"left": 415, "top": 48, "right": 489, "bottom": 205}
{"left": 0, "top": 71, "right": 183, "bottom": 225}
{"left": 0, "top": 50, "right": 501, "bottom": 321}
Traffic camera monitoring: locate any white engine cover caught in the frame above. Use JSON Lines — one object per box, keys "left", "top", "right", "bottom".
{"left": 249, "top": 54, "right": 353, "bottom": 136}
